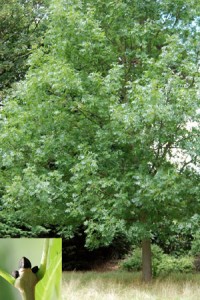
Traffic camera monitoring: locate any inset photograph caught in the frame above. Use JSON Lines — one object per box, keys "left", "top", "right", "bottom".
{"left": 0, "top": 238, "right": 62, "bottom": 300}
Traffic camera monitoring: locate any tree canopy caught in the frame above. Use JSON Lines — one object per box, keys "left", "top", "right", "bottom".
{"left": 0, "top": 0, "right": 48, "bottom": 94}
{"left": 0, "top": 0, "right": 199, "bottom": 281}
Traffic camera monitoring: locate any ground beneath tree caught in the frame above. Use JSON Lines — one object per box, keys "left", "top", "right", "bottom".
{"left": 91, "top": 259, "right": 120, "bottom": 272}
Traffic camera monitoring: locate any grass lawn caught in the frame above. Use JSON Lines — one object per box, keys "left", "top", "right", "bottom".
{"left": 62, "top": 271, "right": 200, "bottom": 300}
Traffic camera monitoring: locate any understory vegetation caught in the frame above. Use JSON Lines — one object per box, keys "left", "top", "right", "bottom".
{"left": 120, "top": 245, "right": 194, "bottom": 276}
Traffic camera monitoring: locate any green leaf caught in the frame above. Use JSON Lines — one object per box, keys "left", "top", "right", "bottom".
{"left": 0, "top": 269, "right": 15, "bottom": 285}
{"left": 36, "top": 238, "right": 62, "bottom": 300}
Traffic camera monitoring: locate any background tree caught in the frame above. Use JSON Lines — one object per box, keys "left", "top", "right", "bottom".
{"left": 0, "top": 0, "right": 199, "bottom": 281}
{"left": 0, "top": 0, "right": 48, "bottom": 95}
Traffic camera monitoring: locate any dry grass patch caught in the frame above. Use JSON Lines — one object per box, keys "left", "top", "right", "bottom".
{"left": 62, "top": 271, "right": 200, "bottom": 300}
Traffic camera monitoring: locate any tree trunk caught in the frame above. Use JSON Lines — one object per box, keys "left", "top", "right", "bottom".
{"left": 142, "top": 238, "right": 152, "bottom": 282}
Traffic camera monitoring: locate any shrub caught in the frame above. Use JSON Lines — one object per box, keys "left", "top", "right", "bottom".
{"left": 120, "top": 247, "right": 142, "bottom": 272}
{"left": 120, "top": 244, "right": 194, "bottom": 276}
{"left": 190, "top": 233, "right": 200, "bottom": 256}
{"left": 156, "top": 255, "right": 194, "bottom": 275}
{"left": 194, "top": 255, "right": 200, "bottom": 272}
{"left": 151, "top": 245, "right": 165, "bottom": 276}
{"left": 120, "top": 244, "right": 164, "bottom": 273}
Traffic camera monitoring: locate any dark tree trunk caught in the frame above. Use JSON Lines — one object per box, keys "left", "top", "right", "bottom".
{"left": 142, "top": 238, "right": 152, "bottom": 282}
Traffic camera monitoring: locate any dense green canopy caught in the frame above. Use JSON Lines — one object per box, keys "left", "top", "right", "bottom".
{"left": 0, "top": 0, "right": 199, "bottom": 264}
{"left": 0, "top": 0, "right": 48, "bottom": 93}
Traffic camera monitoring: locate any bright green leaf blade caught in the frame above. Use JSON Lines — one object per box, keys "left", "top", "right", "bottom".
{"left": 36, "top": 238, "right": 62, "bottom": 300}
{"left": 0, "top": 269, "right": 15, "bottom": 285}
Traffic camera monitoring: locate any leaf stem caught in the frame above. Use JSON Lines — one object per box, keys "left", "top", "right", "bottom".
{"left": 0, "top": 269, "right": 15, "bottom": 285}
{"left": 37, "top": 238, "right": 50, "bottom": 280}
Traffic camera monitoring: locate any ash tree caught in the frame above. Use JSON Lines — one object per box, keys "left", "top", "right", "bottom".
{"left": 0, "top": 0, "right": 200, "bottom": 281}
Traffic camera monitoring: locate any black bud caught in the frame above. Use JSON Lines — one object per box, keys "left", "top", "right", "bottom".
{"left": 31, "top": 266, "right": 39, "bottom": 274}
{"left": 12, "top": 270, "right": 19, "bottom": 279}
{"left": 19, "top": 257, "right": 32, "bottom": 269}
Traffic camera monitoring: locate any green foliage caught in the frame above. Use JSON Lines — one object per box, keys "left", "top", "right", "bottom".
{"left": 36, "top": 239, "right": 62, "bottom": 300}
{"left": 120, "top": 245, "right": 164, "bottom": 273}
{"left": 120, "top": 247, "right": 142, "bottom": 272}
{"left": 0, "top": 0, "right": 48, "bottom": 93}
{"left": 190, "top": 232, "right": 200, "bottom": 256}
{"left": 152, "top": 217, "right": 199, "bottom": 256}
{"left": 0, "top": 0, "right": 199, "bottom": 253}
{"left": 157, "top": 255, "right": 194, "bottom": 276}
{"left": 0, "top": 210, "right": 51, "bottom": 238}
{"left": 121, "top": 245, "right": 194, "bottom": 275}
{"left": 194, "top": 255, "right": 200, "bottom": 272}
{"left": 0, "top": 268, "right": 15, "bottom": 285}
